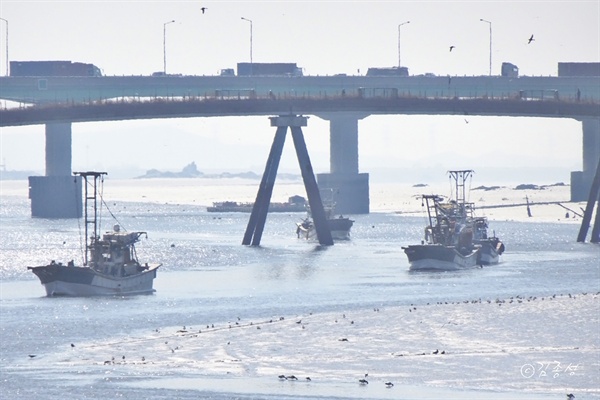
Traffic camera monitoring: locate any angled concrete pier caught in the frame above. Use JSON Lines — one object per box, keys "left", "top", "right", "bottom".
{"left": 28, "top": 122, "right": 82, "bottom": 218}
{"left": 243, "top": 115, "right": 333, "bottom": 246}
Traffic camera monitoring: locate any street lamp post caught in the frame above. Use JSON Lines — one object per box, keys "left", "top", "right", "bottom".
{"left": 241, "top": 17, "right": 253, "bottom": 75}
{"left": 480, "top": 18, "right": 492, "bottom": 76}
{"left": 163, "top": 20, "right": 175, "bottom": 75}
{"left": 0, "top": 18, "right": 8, "bottom": 76}
{"left": 397, "top": 20, "right": 410, "bottom": 68}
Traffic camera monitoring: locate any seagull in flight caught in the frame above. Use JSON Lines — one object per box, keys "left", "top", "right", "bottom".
{"left": 201, "top": 7, "right": 208, "bottom": 14}
{"left": 449, "top": 45, "right": 455, "bottom": 52}
{"left": 527, "top": 34, "right": 535, "bottom": 44}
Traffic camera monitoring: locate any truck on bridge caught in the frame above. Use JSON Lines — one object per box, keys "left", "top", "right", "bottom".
{"left": 366, "top": 66, "right": 409, "bottom": 77}
{"left": 10, "top": 61, "right": 102, "bottom": 77}
{"left": 236, "top": 62, "right": 303, "bottom": 77}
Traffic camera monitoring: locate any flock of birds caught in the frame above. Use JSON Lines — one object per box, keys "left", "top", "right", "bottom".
{"left": 26, "top": 291, "right": 592, "bottom": 400}
{"left": 277, "top": 372, "right": 395, "bottom": 388}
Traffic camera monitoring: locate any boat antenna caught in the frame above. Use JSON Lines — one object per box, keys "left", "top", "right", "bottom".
{"left": 98, "top": 174, "right": 104, "bottom": 235}
{"left": 74, "top": 171, "right": 108, "bottom": 266}
{"left": 74, "top": 175, "right": 85, "bottom": 265}
{"left": 447, "top": 170, "right": 474, "bottom": 204}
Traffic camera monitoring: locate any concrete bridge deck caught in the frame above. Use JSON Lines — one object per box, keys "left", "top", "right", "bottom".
{"left": 1, "top": 96, "right": 598, "bottom": 127}
{"left": 1, "top": 75, "right": 599, "bottom": 105}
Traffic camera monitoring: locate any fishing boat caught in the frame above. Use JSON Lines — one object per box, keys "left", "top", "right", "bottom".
{"left": 296, "top": 203, "right": 354, "bottom": 241}
{"left": 403, "top": 170, "right": 502, "bottom": 271}
{"left": 402, "top": 194, "right": 481, "bottom": 270}
{"left": 472, "top": 216, "right": 505, "bottom": 265}
{"left": 28, "top": 172, "right": 160, "bottom": 296}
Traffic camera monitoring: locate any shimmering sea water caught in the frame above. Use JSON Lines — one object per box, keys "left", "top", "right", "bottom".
{"left": 1, "top": 179, "right": 598, "bottom": 399}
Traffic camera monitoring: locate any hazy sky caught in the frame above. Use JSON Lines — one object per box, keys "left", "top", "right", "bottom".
{"left": 0, "top": 1, "right": 598, "bottom": 183}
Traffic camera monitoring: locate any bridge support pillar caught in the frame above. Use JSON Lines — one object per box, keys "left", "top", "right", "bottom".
{"left": 316, "top": 113, "right": 370, "bottom": 214}
{"left": 28, "top": 122, "right": 82, "bottom": 218}
{"left": 571, "top": 118, "right": 600, "bottom": 202}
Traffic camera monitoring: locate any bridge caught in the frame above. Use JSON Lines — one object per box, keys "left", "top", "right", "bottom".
{"left": 1, "top": 74, "right": 599, "bottom": 218}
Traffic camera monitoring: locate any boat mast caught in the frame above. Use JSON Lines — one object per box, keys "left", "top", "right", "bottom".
{"left": 74, "top": 171, "right": 107, "bottom": 266}
{"left": 448, "top": 170, "right": 474, "bottom": 205}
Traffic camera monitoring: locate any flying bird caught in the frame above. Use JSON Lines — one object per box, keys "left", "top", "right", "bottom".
{"left": 449, "top": 46, "right": 455, "bottom": 52}
{"left": 527, "top": 34, "right": 535, "bottom": 44}
{"left": 201, "top": 7, "right": 208, "bottom": 14}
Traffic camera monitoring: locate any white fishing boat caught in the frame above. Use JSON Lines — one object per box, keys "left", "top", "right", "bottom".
{"left": 296, "top": 189, "right": 354, "bottom": 241}
{"left": 28, "top": 172, "right": 160, "bottom": 296}
{"left": 295, "top": 195, "right": 354, "bottom": 242}
{"left": 403, "top": 170, "right": 505, "bottom": 271}
{"left": 296, "top": 214, "right": 354, "bottom": 241}
{"left": 472, "top": 217, "right": 505, "bottom": 265}
{"left": 402, "top": 194, "right": 481, "bottom": 271}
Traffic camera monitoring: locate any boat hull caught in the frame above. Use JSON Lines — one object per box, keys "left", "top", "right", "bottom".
{"left": 28, "top": 263, "right": 160, "bottom": 297}
{"left": 403, "top": 244, "right": 480, "bottom": 271}
{"left": 475, "top": 239, "right": 505, "bottom": 265}
{"left": 328, "top": 218, "right": 354, "bottom": 240}
{"left": 296, "top": 218, "right": 354, "bottom": 241}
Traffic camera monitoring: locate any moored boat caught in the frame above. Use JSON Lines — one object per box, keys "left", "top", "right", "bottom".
{"left": 208, "top": 195, "right": 306, "bottom": 213}
{"left": 28, "top": 172, "right": 160, "bottom": 296}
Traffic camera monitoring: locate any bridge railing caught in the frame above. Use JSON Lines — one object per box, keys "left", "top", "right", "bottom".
{"left": 62, "top": 87, "right": 595, "bottom": 107}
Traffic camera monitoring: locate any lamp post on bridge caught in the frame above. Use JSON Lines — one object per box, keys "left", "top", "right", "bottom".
{"left": 397, "top": 20, "right": 410, "bottom": 68}
{"left": 163, "top": 19, "right": 175, "bottom": 75}
{"left": 241, "top": 17, "right": 253, "bottom": 76}
{"left": 480, "top": 18, "right": 492, "bottom": 76}
{"left": 0, "top": 18, "right": 8, "bottom": 76}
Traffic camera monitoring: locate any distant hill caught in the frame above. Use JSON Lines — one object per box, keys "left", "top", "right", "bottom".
{"left": 135, "top": 162, "right": 300, "bottom": 180}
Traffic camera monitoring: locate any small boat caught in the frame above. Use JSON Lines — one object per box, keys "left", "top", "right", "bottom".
{"left": 208, "top": 195, "right": 307, "bottom": 213}
{"left": 296, "top": 204, "right": 354, "bottom": 241}
{"left": 472, "top": 217, "right": 505, "bottom": 265}
{"left": 327, "top": 215, "right": 355, "bottom": 240}
{"left": 403, "top": 170, "right": 505, "bottom": 271}
{"left": 28, "top": 172, "right": 160, "bottom": 296}
{"left": 296, "top": 217, "right": 317, "bottom": 240}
